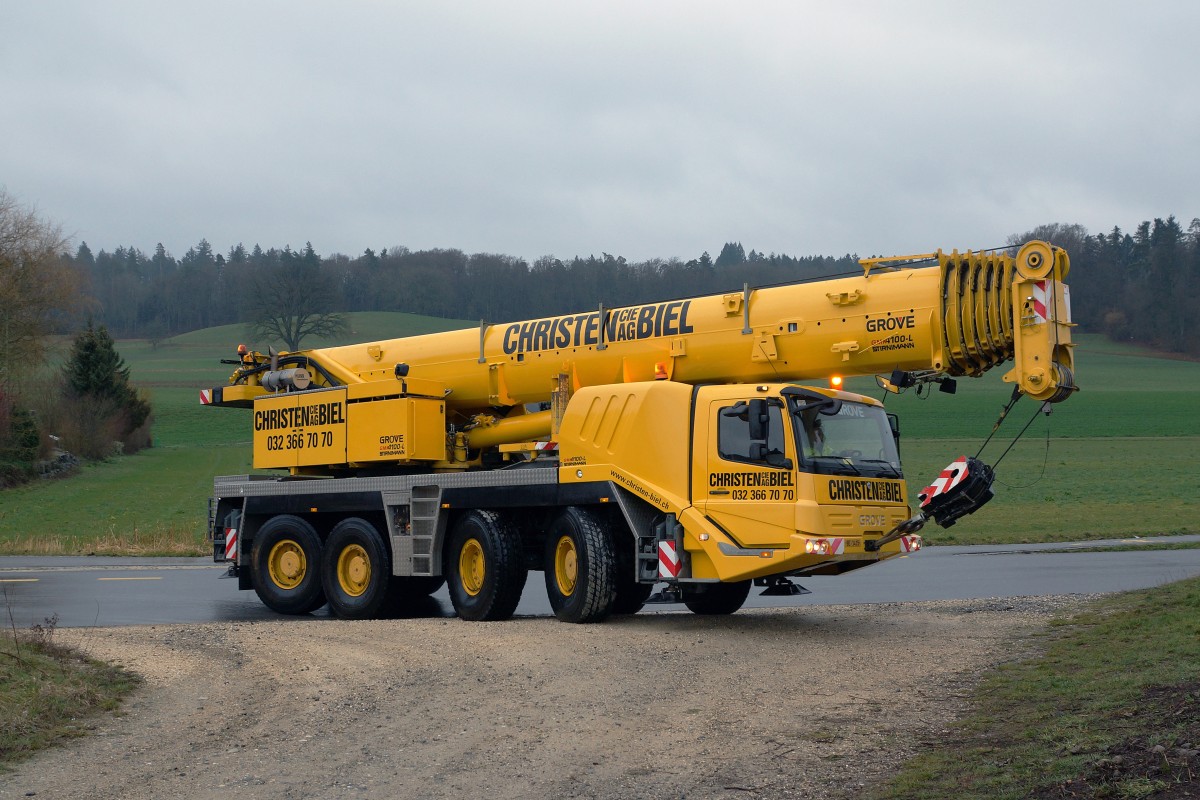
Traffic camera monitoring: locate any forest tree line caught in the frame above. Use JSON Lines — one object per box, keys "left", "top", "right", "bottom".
{"left": 69, "top": 216, "right": 1200, "bottom": 357}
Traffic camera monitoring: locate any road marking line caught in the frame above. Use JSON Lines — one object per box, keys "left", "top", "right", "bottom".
{"left": 0, "top": 578, "right": 39, "bottom": 583}
{"left": 97, "top": 577, "right": 164, "bottom": 581}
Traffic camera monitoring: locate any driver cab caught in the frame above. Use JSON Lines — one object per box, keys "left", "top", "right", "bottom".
{"left": 696, "top": 384, "right": 905, "bottom": 550}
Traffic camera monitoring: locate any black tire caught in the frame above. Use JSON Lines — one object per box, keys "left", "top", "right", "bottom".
{"left": 612, "top": 579, "right": 654, "bottom": 615}
{"left": 682, "top": 580, "right": 752, "bottom": 616}
{"left": 543, "top": 507, "right": 617, "bottom": 623}
{"left": 446, "top": 510, "right": 526, "bottom": 621}
{"left": 250, "top": 515, "right": 326, "bottom": 615}
{"left": 321, "top": 517, "right": 391, "bottom": 620}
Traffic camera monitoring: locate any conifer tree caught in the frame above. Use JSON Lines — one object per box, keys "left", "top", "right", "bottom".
{"left": 62, "top": 320, "right": 152, "bottom": 452}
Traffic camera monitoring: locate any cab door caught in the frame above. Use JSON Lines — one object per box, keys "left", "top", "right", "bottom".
{"left": 697, "top": 397, "right": 798, "bottom": 548}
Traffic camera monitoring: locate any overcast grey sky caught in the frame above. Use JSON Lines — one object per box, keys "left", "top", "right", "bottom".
{"left": 2, "top": 2, "right": 1196, "bottom": 263}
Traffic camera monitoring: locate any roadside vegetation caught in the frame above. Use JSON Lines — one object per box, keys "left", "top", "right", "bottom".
{"left": 872, "top": 576, "right": 1200, "bottom": 799}
{"left": 0, "top": 614, "right": 139, "bottom": 771}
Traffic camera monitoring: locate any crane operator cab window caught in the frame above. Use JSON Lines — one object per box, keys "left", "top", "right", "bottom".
{"left": 785, "top": 390, "right": 902, "bottom": 480}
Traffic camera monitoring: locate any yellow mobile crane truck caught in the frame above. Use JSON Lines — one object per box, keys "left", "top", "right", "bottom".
{"left": 202, "top": 241, "right": 1075, "bottom": 623}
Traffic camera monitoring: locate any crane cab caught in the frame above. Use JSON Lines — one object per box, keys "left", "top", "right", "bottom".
{"left": 557, "top": 381, "right": 917, "bottom": 585}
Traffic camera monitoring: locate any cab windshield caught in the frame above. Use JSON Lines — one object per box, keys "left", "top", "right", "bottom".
{"left": 787, "top": 396, "right": 902, "bottom": 479}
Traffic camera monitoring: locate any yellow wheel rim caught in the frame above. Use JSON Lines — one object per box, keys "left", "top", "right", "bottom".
{"left": 267, "top": 539, "right": 306, "bottom": 590}
{"left": 336, "top": 543, "right": 371, "bottom": 598}
{"left": 459, "top": 538, "right": 485, "bottom": 597}
{"left": 554, "top": 535, "right": 578, "bottom": 596}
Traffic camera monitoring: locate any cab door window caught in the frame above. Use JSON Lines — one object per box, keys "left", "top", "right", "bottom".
{"left": 718, "top": 400, "right": 790, "bottom": 468}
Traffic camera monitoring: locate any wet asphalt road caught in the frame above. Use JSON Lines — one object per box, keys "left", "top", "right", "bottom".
{"left": 3, "top": 535, "right": 1200, "bottom": 628}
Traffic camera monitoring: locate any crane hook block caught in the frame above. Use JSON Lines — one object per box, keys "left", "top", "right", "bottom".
{"left": 917, "top": 455, "right": 996, "bottom": 528}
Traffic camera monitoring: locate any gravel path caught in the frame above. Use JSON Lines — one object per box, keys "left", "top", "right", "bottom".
{"left": 0, "top": 596, "right": 1093, "bottom": 800}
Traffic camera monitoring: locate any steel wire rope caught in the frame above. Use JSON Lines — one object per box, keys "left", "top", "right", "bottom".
{"left": 991, "top": 404, "right": 1054, "bottom": 489}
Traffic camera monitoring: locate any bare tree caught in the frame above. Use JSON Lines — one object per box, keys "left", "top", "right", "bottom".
{"left": 0, "top": 190, "right": 77, "bottom": 389}
{"left": 244, "top": 259, "right": 348, "bottom": 351}
{"left": 1006, "top": 223, "right": 1089, "bottom": 257}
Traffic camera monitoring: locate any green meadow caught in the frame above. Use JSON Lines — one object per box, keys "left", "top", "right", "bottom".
{"left": 0, "top": 325, "right": 1196, "bottom": 554}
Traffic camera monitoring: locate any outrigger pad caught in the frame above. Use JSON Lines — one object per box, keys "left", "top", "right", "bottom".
{"left": 646, "top": 586, "right": 684, "bottom": 604}
{"left": 917, "top": 455, "right": 996, "bottom": 528}
{"left": 757, "top": 578, "right": 811, "bottom": 596}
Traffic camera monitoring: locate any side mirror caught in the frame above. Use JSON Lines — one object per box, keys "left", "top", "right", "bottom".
{"left": 817, "top": 399, "right": 843, "bottom": 416}
{"left": 749, "top": 443, "right": 792, "bottom": 469}
{"left": 765, "top": 451, "right": 793, "bottom": 470}
{"left": 748, "top": 398, "right": 768, "bottom": 441}
{"left": 876, "top": 375, "right": 900, "bottom": 394}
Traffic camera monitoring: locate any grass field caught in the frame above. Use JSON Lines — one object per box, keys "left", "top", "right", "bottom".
{"left": 0, "top": 327, "right": 1196, "bottom": 554}
{"left": 845, "top": 336, "right": 1200, "bottom": 440}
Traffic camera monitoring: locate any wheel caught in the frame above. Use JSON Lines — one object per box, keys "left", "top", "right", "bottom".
{"left": 543, "top": 507, "right": 617, "bottom": 623}
{"left": 612, "top": 579, "right": 654, "bottom": 615}
{"left": 682, "top": 580, "right": 752, "bottom": 616}
{"left": 321, "top": 517, "right": 391, "bottom": 619}
{"left": 446, "top": 510, "right": 526, "bottom": 621}
{"left": 250, "top": 515, "right": 326, "bottom": 615}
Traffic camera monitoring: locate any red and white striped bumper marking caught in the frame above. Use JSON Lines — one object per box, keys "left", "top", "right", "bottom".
{"left": 658, "top": 541, "right": 681, "bottom": 579}
{"left": 830, "top": 537, "right": 845, "bottom": 555}
{"left": 200, "top": 389, "right": 213, "bottom": 405}
{"left": 898, "top": 535, "right": 922, "bottom": 553}
{"left": 224, "top": 527, "right": 238, "bottom": 561}
{"left": 918, "top": 456, "right": 968, "bottom": 508}
{"left": 533, "top": 441, "right": 558, "bottom": 451}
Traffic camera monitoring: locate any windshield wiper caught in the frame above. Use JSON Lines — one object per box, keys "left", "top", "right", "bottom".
{"left": 810, "top": 455, "right": 861, "bottom": 475}
{"left": 859, "top": 459, "right": 902, "bottom": 478}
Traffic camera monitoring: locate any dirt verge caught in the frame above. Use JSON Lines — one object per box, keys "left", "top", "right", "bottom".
{"left": 0, "top": 596, "right": 1089, "bottom": 800}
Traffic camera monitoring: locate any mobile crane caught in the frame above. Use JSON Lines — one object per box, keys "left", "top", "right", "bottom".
{"left": 202, "top": 241, "right": 1075, "bottom": 623}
